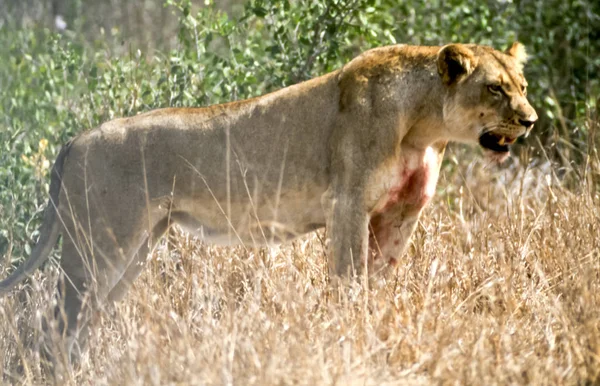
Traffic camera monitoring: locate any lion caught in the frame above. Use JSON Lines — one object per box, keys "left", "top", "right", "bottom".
{"left": 0, "top": 42, "right": 537, "bottom": 363}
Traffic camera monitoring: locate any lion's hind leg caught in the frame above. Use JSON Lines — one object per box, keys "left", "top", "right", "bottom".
{"left": 40, "top": 236, "right": 88, "bottom": 370}
{"left": 107, "top": 210, "right": 240, "bottom": 304}
{"left": 106, "top": 217, "right": 171, "bottom": 303}
{"left": 43, "top": 215, "right": 168, "bottom": 366}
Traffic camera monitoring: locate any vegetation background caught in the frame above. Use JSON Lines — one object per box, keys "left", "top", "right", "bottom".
{"left": 0, "top": 0, "right": 599, "bottom": 384}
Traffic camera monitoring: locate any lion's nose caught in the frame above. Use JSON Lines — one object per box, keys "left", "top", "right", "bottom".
{"left": 518, "top": 118, "right": 535, "bottom": 129}
{"left": 519, "top": 111, "right": 537, "bottom": 128}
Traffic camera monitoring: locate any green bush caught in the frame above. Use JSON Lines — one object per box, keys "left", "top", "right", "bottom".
{"left": 0, "top": 0, "right": 598, "bottom": 261}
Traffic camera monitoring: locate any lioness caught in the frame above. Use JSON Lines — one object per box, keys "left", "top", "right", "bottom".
{"left": 0, "top": 43, "right": 536, "bottom": 362}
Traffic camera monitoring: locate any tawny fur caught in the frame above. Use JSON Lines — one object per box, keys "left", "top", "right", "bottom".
{"left": 0, "top": 43, "right": 537, "bottom": 363}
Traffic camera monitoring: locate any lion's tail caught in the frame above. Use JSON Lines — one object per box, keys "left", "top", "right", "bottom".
{"left": 0, "top": 140, "right": 72, "bottom": 295}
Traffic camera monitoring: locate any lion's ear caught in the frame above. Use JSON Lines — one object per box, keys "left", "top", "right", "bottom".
{"left": 437, "top": 44, "right": 477, "bottom": 85}
{"left": 506, "top": 42, "right": 527, "bottom": 69}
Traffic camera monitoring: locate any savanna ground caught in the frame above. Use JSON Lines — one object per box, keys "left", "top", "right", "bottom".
{"left": 1, "top": 0, "right": 599, "bottom": 384}
{"left": 3, "top": 147, "right": 600, "bottom": 385}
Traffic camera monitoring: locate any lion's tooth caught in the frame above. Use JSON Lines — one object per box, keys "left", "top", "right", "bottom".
{"left": 498, "top": 136, "right": 505, "bottom": 145}
{"left": 506, "top": 137, "right": 516, "bottom": 144}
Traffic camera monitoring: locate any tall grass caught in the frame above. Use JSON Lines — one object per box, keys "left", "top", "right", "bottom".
{"left": 2, "top": 145, "right": 600, "bottom": 384}
{"left": 1, "top": 1, "right": 599, "bottom": 384}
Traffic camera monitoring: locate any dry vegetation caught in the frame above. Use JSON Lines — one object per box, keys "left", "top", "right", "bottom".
{"left": 1, "top": 145, "right": 600, "bottom": 385}
{"left": 1, "top": 1, "right": 598, "bottom": 384}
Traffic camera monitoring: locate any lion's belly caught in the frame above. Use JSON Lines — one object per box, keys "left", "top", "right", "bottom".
{"left": 174, "top": 184, "right": 327, "bottom": 246}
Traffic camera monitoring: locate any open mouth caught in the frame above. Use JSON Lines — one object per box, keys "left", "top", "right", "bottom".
{"left": 478, "top": 132, "right": 517, "bottom": 153}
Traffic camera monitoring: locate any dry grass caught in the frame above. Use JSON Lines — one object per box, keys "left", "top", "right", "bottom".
{"left": 2, "top": 146, "right": 600, "bottom": 385}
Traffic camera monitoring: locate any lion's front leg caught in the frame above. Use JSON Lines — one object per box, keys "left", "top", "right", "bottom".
{"left": 368, "top": 206, "right": 421, "bottom": 273}
{"left": 322, "top": 188, "right": 370, "bottom": 278}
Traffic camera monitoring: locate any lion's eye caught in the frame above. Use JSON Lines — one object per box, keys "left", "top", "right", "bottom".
{"left": 522, "top": 85, "right": 527, "bottom": 95}
{"left": 488, "top": 84, "right": 503, "bottom": 95}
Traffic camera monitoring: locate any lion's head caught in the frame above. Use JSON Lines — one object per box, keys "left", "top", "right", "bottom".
{"left": 437, "top": 42, "right": 538, "bottom": 162}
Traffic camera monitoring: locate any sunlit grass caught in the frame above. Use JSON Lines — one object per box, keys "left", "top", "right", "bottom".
{"left": 2, "top": 147, "right": 599, "bottom": 385}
